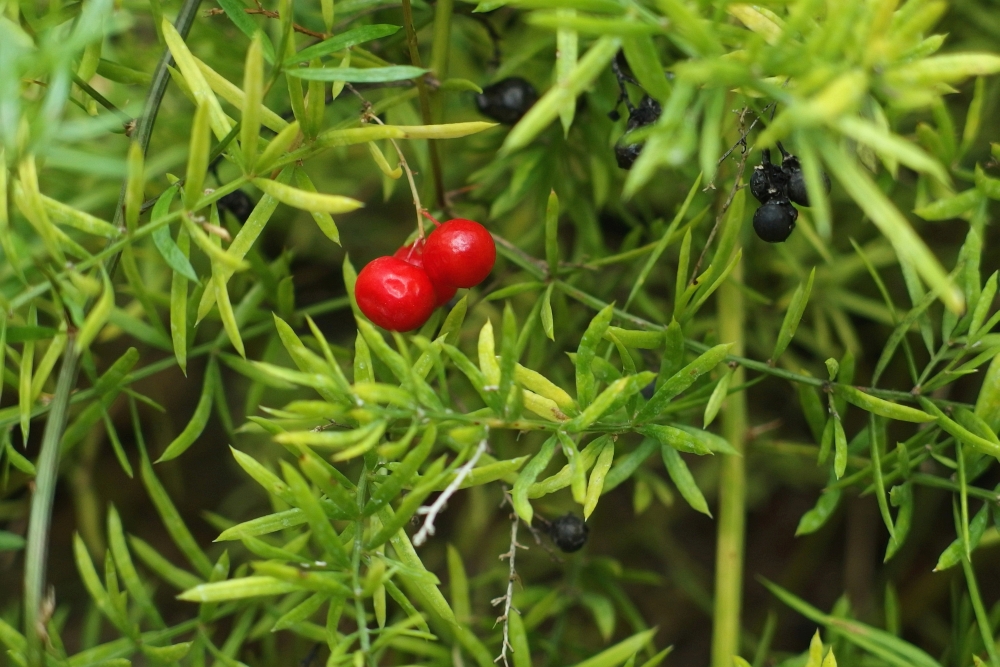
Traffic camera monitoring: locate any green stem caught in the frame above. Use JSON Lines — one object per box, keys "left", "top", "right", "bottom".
{"left": 400, "top": 0, "right": 447, "bottom": 212}
{"left": 549, "top": 278, "right": 972, "bottom": 410}
{"left": 22, "top": 1, "right": 203, "bottom": 661}
{"left": 711, "top": 261, "right": 748, "bottom": 667}
{"left": 23, "top": 342, "right": 80, "bottom": 667}
{"left": 961, "top": 556, "right": 1000, "bottom": 667}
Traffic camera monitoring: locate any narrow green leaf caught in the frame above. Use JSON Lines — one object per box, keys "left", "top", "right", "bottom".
{"left": 287, "top": 25, "right": 402, "bottom": 65}
{"left": 512, "top": 435, "right": 558, "bottom": 523}
{"left": 772, "top": 268, "right": 815, "bottom": 362}
{"left": 157, "top": 359, "right": 218, "bottom": 462}
{"left": 583, "top": 438, "right": 614, "bottom": 519}
{"left": 661, "top": 444, "right": 710, "bottom": 516}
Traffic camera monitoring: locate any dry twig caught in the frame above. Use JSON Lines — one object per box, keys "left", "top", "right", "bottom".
{"left": 492, "top": 490, "right": 526, "bottom": 667}
{"left": 412, "top": 439, "right": 489, "bottom": 547}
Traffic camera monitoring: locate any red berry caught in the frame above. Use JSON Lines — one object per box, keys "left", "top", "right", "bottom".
{"left": 355, "top": 256, "right": 436, "bottom": 332}
{"left": 394, "top": 240, "right": 458, "bottom": 307}
{"left": 423, "top": 219, "right": 496, "bottom": 289}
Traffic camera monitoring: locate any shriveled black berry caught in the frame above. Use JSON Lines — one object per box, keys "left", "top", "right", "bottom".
{"left": 753, "top": 198, "right": 798, "bottom": 243}
{"left": 218, "top": 189, "right": 254, "bottom": 222}
{"left": 549, "top": 513, "right": 589, "bottom": 552}
{"left": 749, "top": 150, "right": 787, "bottom": 204}
{"left": 614, "top": 96, "right": 662, "bottom": 170}
{"left": 615, "top": 142, "right": 643, "bottom": 170}
{"left": 475, "top": 77, "right": 538, "bottom": 125}
{"left": 778, "top": 147, "right": 830, "bottom": 207}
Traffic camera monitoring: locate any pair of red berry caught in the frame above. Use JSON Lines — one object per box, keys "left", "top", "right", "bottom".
{"left": 355, "top": 218, "right": 496, "bottom": 332}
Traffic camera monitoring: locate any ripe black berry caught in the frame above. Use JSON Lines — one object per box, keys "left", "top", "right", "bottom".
{"left": 778, "top": 152, "right": 831, "bottom": 207}
{"left": 749, "top": 150, "right": 787, "bottom": 204}
{"left": 615, "top": 96, "right": 662, "bottom": 170}
{"left": 475, "top": 77, "right": 538, "bottom": 125}
{"left": 753, "top": 198, "right": 798, "bottom": 243}
{"left": 549, "top": 513, "right": 589, "bottom": 552}
{"left": 218, "top": 189, "right": 254, "bottom": 222}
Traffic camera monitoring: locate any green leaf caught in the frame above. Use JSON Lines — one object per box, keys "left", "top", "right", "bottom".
{"left": 0, "top": 530, "right": 26, "bottom": 551}
{"left": 761, "top": 579, "right": 942, "bottom": 667}
{"left": 772, "top": 268, "right": 815, "bottom": 363}
{"left": 661, "top": 444, "right": 710, "bottom": 516}
{"left": 286, "top": 65, "right": 428, "bottom": 82}
{"left": 215, "top": 0, "right": 276, "bottom": 63}
{"left": 817, "top": 136, "right": 962, "bottom": 313}
{"left": 833, "top": 386, "right": 933, "bottom": 423}
{"left": 286, "top": 25, "right": 401, "bottom": 65}
{"left": 583, "top": 438, "right": 615, "bottom": 519}
{"left": 178, "top": 576, "right": 299, "bottom": 602}
{"left": 151, "top": 185, "right": 198, "bottom": 281}
{"left": 833, "top": 416, "right": 847, "bottom": 479}
{"left": 565, "top": 628, "right": 657, "bottom": 667}
{"left": 512, "top": 435, "right": 558, "bottom": 523}
{"left": 576, "top": 304, "right": 615, "bottom": 407}
{"left": 503, "top": 36, "right": 621, "bottom": 154}
{"left": 637, "top": 343, "right": 732, "bottom": 422}
{"left": 934, "top": 501, "right": 990, "bottom": 571}
{"left": 796, "top": 487, "right": 842, "bottom": 536}
{"left": 157, "top": 358, "right": 218, "bottom": 462}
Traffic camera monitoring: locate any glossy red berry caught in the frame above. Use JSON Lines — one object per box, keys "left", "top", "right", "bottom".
{"left": 394, "top": 240, "right": 457, "bottom": 307}
{"left": 355, "top": 256, "right": 436, "bottom": 332}
{"left": 423, "top": 219, "right": 496, "bottom": 289}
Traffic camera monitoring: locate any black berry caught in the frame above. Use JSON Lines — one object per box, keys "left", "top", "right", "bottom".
{"left": 475, "top": 78, "right": 538, "bottom": 125}
{"left": 749, "top": 150, "right": 787, "bottom": 204}
{"left": 753, "top": 198, "right": 798, "bottom": 243}
{"left": 549, "top": 513, "right": 589, "bottom": 552}
{"left": 778, "top": 151, "right": 830, "bottom": 207}
{"left": 615, "top": 96, "right": 661, "bottom": 170}
{"left": 218, "top": 189, "right": 254, "bottom": 222}
{"left": 641, "top": 380, "right": 656, "bottom": 400}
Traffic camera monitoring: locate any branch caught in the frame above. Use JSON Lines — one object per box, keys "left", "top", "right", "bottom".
{"left": 412, "top": 438, "right": 488, "bottom": 546}
{"left": 491, "top": 493, "right": 524, "bottom": 667}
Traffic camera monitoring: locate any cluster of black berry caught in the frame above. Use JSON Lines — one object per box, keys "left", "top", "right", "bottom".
{"left": 614, "top": 96, "right": 662, "bottom": 170}
{"left": 749, "top": 145, "right": 830, "bottom": 243}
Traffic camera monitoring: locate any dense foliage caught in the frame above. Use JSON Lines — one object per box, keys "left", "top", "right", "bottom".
{"left": 1, "top": 0, "right": 1000, "bottom": 666}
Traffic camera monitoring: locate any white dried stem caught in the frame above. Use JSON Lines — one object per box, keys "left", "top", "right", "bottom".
{"left": 493, "top": 497, "right": 525, "bottom": 667}
{"left": 412, "top": 439, "right": 488, "bottom": 547}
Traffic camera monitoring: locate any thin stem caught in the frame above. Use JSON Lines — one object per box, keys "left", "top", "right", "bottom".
{"left": 400, "top": 0, "right": 447, "bottom": 213}
{"left": 711, "top": 260, "right": 748, "bottom": 667}
{"left": 348, "top": 86, "right": 426, "bottom": 235}
{"left": 549, "top": 279, "right": 973, "bottom": 410}
{"left": 352, "top": 464, "right": 373, "bottom": 665}
{"left": 492, "top": 495, "right": 521, "bottom": 667}
{"left": 23, "top": 342, "right": 80, "bottom": 667}
{"left": 72, "top": 74, "right": 132, "bottom": 128}
{"left": 412, "top": 438, "right": 488, "bottom": 546}
{"left": 22, "top": 3, "right": 203, "bottom": 659}
{"left": 961, "top": 556, "right": 1000, "bottom": 667}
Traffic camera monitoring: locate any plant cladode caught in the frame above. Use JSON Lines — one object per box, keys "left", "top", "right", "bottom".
{"left": 422, "top": 218, "right": 497, "bottom": 289}
{"left": 355, "top": 256, "right": 438, "bottom": 332}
